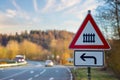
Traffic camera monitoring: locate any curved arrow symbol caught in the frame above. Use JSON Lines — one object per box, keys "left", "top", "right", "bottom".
{"left": 80, "top": 53, "right": 97, "bottom": 64}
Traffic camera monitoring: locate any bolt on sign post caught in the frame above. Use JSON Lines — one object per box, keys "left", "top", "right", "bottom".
{"left": 69, "top": 10, "right": 111, "bottom": 80}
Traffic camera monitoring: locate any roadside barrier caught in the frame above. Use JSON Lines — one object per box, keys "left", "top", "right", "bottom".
{"left": 0, "top": 61, "right": 27, "bottom": 68}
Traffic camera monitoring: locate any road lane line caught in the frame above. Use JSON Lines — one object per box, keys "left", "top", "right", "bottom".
{"left": 66, "top": 68, "right": 73, "bottom": 80}
{"left": 1, "top": 70, "right": 28, "bottom": 80}
{"left": 49, "top": 77, "right": 54, "bottom": 80}
{"left": 30, "top": 71, "right": 34, "bottom": 74}
{"left": 40, "top": 69, "right": 46, "bottom": 75}
{"left": 9, "top": 79, "right": 14, "bottom": 80}
{"left": 28, "top": 77, "right": 32, "bottom": 80}
{"left": 34, "top": 74, "right": 39, "bottom": 77}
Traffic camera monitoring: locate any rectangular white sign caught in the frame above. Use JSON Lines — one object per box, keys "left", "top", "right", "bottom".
{"left": 74, "top": 51, "right": 104, "bottom": 67}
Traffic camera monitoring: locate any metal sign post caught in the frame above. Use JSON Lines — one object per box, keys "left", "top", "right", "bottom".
{"left": 88, "top": 67, "right": 91, "bottom": 80}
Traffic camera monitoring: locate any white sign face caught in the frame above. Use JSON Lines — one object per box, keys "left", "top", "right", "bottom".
{"left": 75, "top": 21, "right": 103, "bottom": 45}
{"left": 74, "top": 51, "right": 104, "bottom": 67}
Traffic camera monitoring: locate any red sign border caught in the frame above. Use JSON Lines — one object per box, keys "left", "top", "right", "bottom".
{"left": 69, "top": 13, "right": 110, "bottom": 50}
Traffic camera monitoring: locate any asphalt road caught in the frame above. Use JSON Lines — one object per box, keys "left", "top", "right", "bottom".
{"left": 0, "top": 61, "right": 72, "bottom": 80}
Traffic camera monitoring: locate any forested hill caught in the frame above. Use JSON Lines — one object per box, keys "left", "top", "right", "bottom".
{"left": 0, "top": 30, "right": 75, "bottom": 63}
{"left": 0, "top": 30, "right": 74, "bottom": 50}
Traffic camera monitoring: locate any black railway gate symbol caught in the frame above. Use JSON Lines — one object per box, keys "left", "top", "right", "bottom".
{"left": 83, "top": 33, "right": 95, "bottom": 43}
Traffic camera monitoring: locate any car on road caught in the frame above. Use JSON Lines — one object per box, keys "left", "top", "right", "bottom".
{"left": 15, "top": 55, "right": 25, "bottom": 63}
{"left": 45, "top": 60, "right": 54, "bottom": 67}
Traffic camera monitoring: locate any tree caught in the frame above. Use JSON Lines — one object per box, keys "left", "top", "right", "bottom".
{"left": 96, "top": 1, "right": 120, "bottom": 77}
{"left": 0, "top": 46, "right": 7, "bottom": 59}
{"left": 61, "top": 52, "right": 70, "bottom": 64}
{"left": 96, "top": 0, "right": 120, "bottom": 39}
{"left": 50, "top": 39, "right": 59, "bottom": 60}
{"left": 6, "top": 40, "right": 19, "bottom": 60}
{"left": 49, "top": 38, "right": 73, "bottom": 64}
{"left": 19, "top": 40, "right": 43, "bottom": 60}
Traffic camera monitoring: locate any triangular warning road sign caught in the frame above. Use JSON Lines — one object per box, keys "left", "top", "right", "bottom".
{"left": 69, "top": 11, "right": 110, "bottom": 50}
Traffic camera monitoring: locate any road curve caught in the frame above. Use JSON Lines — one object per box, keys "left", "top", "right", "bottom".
{"left": 0, "top": 61, "right": 72, "bottom": 80}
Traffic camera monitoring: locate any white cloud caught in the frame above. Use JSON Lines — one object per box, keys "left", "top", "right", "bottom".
{"left": 0, "top": 11, "right": 20, "bottom": 26}
{"left": 77, "top": 0, "right": 99, "bottom": 18}
{"left": 42, "top": 0, "right": 56, "bottom": 13}
{"left": 11, "top": 0, "right": 30, "bottom": 20}
{"left": 6, "top": 9, "right": 17, "bottom": 18}
{"left": 33, "top": 0, "right": 39, "bottom": 12}
{"left": 63, "top": 0, "right": 100, "bottom": 20}
{"left": 42, "top": 0, "right": 99, "bottom": 18}
{"left": 11, "top": 0, "right": 21, "bottom": 11}
{"left": 0, "top": 11, "right": 21, "bottom": 34}
{"left": 0, "top": 0, "right": 101, "bottom": 34}
{"left": 42, "top": 0, "right": 81, "bottom": 13}
{"left": 20, "top": 11, "right": 30, "bottom": 20}
{"left": 6, "top": 9, "right": 31, "bottom": 21}
{"left": 41, "top": 0, "right": 98, "bottom": 15}
{"left": 55, "top": 0, "right": 80, "bottom": 11}
{"left": 0, "top": 10, "right": 41, "bottom": 34}
{"left": 32, "top": 17, "right": 42, "bottom": 23}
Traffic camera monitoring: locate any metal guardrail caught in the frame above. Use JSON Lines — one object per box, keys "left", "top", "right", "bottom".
{"left": 0, "top": 61, "right": 27, "bottom": 68}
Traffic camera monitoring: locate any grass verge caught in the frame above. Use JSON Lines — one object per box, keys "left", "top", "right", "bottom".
{"left": 71, "top": 68, "right": 118, "bottom": 80}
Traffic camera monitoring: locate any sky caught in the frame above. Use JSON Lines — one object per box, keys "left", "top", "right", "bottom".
{"left": 0, "top": 0, "right": 102, "bottom": 34}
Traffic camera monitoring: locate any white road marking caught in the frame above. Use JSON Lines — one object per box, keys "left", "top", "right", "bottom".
{"left": 9, "top": 79, "right": 14, "bottom": 80}
{"left": 34, "top": 74, "right": 39, "bottom": 77}
{"left": 1, "top": 70, "right": 28, "bottom": 80}
{"left": 30, "top": 71, "right": 34, "bottom": 74}
{"left": 40, "top": 69, "right": 46, "bottom": 75}
{"left": 66, "top": 68, "right": 73, "bottom": 80}
{"left": 28, "top": 77, "right": 32, "bottom": 80}
{"left": 49, "top": 77, "right": 54, "bottom": 80}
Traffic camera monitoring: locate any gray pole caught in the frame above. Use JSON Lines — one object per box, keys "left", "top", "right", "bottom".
{"left": 87, "top": 67, "right": 91, "bottom": 80}
{"left": 88, "top": 10, "right": 91, "bottom": 14}
{"left": 88, "top": 10, "right": 91, "bottom": 80}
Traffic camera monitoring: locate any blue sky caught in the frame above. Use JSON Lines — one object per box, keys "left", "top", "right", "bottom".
{"left": 0, "top": 0, "right": 101, "bottom": 34}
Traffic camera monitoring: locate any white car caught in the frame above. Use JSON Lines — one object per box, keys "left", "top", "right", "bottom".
{"left": 45, "top": 60, "right": 54, "bottom": 67}
{"left": 15, "top": 55, "right": 25, "bottom": 63}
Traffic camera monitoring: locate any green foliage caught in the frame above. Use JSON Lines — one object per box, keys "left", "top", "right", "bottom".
{"left": 72, "top": 68, "right": 118, "bottom": 80}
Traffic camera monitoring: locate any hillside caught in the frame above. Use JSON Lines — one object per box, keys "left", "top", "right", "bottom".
{"left": 0, "top": 30, "right": 74, "bottom": 64}
{"left": 0, "top": 30, "right": 74, "bottom": 49}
